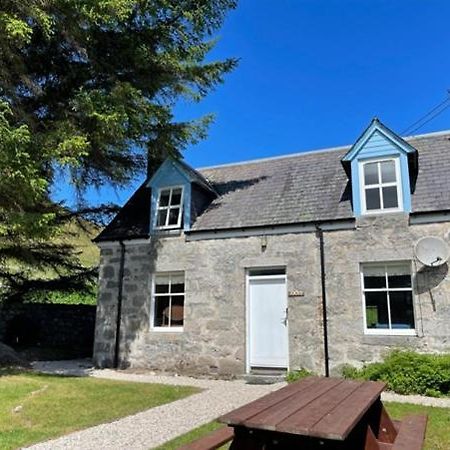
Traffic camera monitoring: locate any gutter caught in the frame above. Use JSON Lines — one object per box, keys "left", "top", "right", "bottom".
{"left": 409, "top": 210, "right": 450, "bottom": 225}
{"left": 185, "top": 218, "right": 355, "bottom": 241}
{"left": 316, "top": 225, "right": 330, "bottom": 377}
{"left": 113, "top": 240, "right": 126, "bottom": 369}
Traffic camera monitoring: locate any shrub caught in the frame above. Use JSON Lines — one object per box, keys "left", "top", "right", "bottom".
{"left": 342, "top": 350, "right": 450, "bottom": 397}
{"left": 26, "top": 289, "right": 97, "bottom": 305}
{"left": 286, "top": 368, "right": 314, "bottom": 383}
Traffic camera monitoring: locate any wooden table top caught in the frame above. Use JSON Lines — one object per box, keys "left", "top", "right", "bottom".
{"left": 220, "top": 376, "right": 386, "bottom": 441}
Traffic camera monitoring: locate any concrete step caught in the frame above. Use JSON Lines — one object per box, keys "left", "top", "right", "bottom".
{"left": 244, "top": 368, "right": 287, "bottom": 384}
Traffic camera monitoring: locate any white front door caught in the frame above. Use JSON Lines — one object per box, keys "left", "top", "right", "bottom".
{"left": 248, "top": 275, "right": 288, "bottom": 369}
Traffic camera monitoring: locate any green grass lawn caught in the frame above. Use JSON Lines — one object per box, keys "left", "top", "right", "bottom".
{"left": 0, "top": 370, "right": 198, "bottom": 450}
{"left": 157, "top": 402, "right": 450, "bottom": 450}
{"left": 385, "top": 402, "right": 450, "bottom": 450}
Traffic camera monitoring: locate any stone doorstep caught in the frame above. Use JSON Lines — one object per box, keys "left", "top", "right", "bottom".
{"left": 244, "top": 367, "right": 287, "bottom": 385}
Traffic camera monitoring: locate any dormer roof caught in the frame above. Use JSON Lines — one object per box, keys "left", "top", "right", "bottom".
{"left": 341, "top": 118, "right": 419, "bottom": 183}
{"left": 147, "top": 156, "right": 217, "bottom": 195}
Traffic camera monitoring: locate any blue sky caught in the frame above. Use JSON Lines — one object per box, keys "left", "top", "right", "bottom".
{"left": 57, "top": 0, "right": 450, "bottom": 207}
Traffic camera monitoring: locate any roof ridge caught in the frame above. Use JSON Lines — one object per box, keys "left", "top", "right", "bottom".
{"left": 196, "top": 128, "right": 450, "bottom": 171}
{"left": 403, "top": 129, "right": 450, "bottom": 140}
{"left": 197, "top": 144, "right": 350, "bottom": 171}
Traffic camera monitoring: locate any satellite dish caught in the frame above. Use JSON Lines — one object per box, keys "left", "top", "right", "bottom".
{"left": 414, "top": 236, "right": 450, "bottom": 267}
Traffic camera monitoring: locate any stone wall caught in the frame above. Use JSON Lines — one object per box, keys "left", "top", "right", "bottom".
{"left": 94, "top": 232, "right": 325, "bottom": 375}
{"left": 325, "top": 213, "right": 450, "bottom": 374}
{"left": 0, "top": 303, "right": 96, "bottom": 357}
{"left": 93, "top": 213, "right": 450, "bottom": 377}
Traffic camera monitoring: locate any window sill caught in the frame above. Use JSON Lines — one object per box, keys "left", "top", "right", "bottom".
{"left": 151, "top": 229, "right": 183, "bottom": 237}
{"left": 361, "top": 208, "right": 405, "bottom": 216}
{"left": 364, "top": 329, "right": 417, "bottom": 337}
{"left": 151, "top": 327, "right": 184, "bottom": 333}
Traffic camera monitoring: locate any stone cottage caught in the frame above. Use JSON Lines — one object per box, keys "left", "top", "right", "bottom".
{"left": 93, "top": 118, "right": 450, "bottom": 377}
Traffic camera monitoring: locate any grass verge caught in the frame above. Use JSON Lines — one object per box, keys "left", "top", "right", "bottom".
{"left": 156, "top": 402, "right": 450, "bottom": 450}
{"left": 154, "top": 421, "right": 224, "bottom": 450}
{"left": 385, "top": 402, "right": 450, "bottom": 450}
{"left": 0, "top": 370, "right": 198, "bottom": 450}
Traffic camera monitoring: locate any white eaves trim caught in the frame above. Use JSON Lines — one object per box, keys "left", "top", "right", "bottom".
{"left": 96, "top": 238, "right": 151, "bottom": 248}
{"left": 185, "top": 220, "right": 355, "bottom": 241}
{"left": 96, "top": 220, "right": 356, "bottom": 245}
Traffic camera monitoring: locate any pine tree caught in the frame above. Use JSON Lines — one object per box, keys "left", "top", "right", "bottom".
{"left": 0, "top": 0, "right": 237, "bottom": 301}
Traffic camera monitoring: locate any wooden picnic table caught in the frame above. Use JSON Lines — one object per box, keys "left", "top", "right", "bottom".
{"left": 215, "top": 376, "right": 427, "bottom": 450}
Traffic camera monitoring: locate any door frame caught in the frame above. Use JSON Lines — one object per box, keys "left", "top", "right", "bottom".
{"left": 245, "top": 270, "right": 289, "bottom": 373}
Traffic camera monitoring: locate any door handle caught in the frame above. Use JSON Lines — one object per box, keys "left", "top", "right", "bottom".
{"left": 282, "top": 307, "right": 288, "bottom": 326}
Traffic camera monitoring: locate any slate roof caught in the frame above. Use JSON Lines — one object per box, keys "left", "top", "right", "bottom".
{"left": 95, "top": 181, "right": 151, "bottom": 241}
{"left": 408, "top": 132, "right": 450, "bottom": 213}
{"left": 95, "top": 130, "right": 450, "bottom": 242}
{"left": 175, "top": 158, "right": 218, "bottom": 195}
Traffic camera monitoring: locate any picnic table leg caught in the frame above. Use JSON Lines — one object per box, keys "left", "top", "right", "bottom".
{"left": 228, "top": 427, "right": 262, "bottom": 450}
{"left": 377, "top": 405, "right": 398, "bottom": 444}
{"left": 364, "top": 399, "right": 397, "bottom": 445}
{"left": 364, "top": 426, "right": 382, "bottom": 450}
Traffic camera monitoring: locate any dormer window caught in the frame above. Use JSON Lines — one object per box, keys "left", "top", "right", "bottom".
{"left": 342, "top": 119, "right": 418, "bottom": 217}
{"left": 156, "top": 187, "right": 184, "bottom": 229}
{"left": 359, "top": 158, "right": 403, "bottom": 214}
{"left": 148, "top": 157, "right": 217, "bottom": 233}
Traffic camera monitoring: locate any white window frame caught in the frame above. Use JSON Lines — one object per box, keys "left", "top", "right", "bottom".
{"left": 360, "top": 262, "right": 416, "bottom": 336}
{"left": 151, "top": 272, "right": 185, "bottom": 332}
{"left": 155, "top": 186, "right": 184, "bottom": 230}
{"left": 359, "top": 157, "right": 403, "bottom": 215}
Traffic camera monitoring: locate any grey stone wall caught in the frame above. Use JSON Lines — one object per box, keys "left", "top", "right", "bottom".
{"left": 325, "top": 213, "right": 450, "bottom": 374}
{"left": 93, "top": 214, "right": 450, "bottom": 377}
{"left": 94, "top": 232, "right": 325, "bottom": 375}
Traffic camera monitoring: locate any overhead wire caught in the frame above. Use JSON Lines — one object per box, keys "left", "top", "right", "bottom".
{"left": 401, "top": 92, "right": 450, "bottom": 135}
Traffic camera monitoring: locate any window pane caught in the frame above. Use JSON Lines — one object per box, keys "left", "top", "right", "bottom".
{"left": 171, "top": 282, "right": 184, "bottom": 294}
{"left": 154, "top": 297, "right": 170, "bottom": 327}
{"left": 155, "top": 284, "right": 169, "bottom": 294}
{"left": 365, "top": 292, "right": 389, "bottom": 329}
{"left": 387, "top": 265, "right": 412, "bottom": 288}
{"left": 156, "top": 209, "right": 168, "bottom": 227}
{"left": 170, "top": 274, "right": 184, "bottom": 284}
{"left": 155, "top": 275, "right": 170, "bottom": 293}
{"left": 382, "top": 186, "right": 398, "bottom": 209}
{"left": 365, "top": 188, "right": 381, "bottom": 210}
{"left": 390, "top": 291, "right": 415, "bottom": 329}
{"left": 170, "top": 295, "right": 184, "bottom": 326}
{"left": 159, "top": 189, "right": 171, "bottom": 207}
{"left": 155, "top": 274, "right": 171, "bottom": 284}
{"left": 364, "top": 162, "right": 379, "bottom": 185}
{"left": 170, "top": 274, "right": 184, "bottom": 294}
{"left": 363, "top": 266, "right": 386, "bottom": 289}
{"left": 380, "top": 161, "right": 396, "bottom": 183}
{"left": 171, "top": 189, "right": 182, "bottom": 206}
{"left": 168, "top": 208, "right": 180, "bottom": 226}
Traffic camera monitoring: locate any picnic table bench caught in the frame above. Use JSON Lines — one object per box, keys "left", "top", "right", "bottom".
{"left": 179, "top": 376, "right": 427, "bottom": 450}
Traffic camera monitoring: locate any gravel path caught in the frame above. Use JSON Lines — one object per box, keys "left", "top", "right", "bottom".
{"left": 28, "top": 360, "right": 450, "bottom": 449}
{"left": 29, "top": 360, "right": 285, "bottom": 450}
{"left": 381, "top": 391, "right": 450, "bottom": 408}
